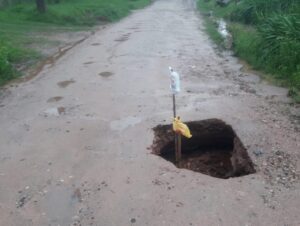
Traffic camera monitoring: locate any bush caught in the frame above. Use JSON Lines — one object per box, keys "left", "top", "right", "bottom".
{"left": 230, "top": 0, "right": 300, "bottom": 25}
{"left": 229, "top": 23, "right": 262, "bottom": 67}
{"left": 259, "top": 15, "right": 300, "bottom": 82}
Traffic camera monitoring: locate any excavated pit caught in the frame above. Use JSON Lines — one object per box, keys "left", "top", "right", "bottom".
{"left": 152, "top": 119, "right": 255, "bottom": 179}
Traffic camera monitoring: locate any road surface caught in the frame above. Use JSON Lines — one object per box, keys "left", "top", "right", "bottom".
{"left": 0, "top": 0, "right": 299, "bottom": 225}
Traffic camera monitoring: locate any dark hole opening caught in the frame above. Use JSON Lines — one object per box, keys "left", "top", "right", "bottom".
{"left": 152, "top": 119, "right": 256, "bottom": 179}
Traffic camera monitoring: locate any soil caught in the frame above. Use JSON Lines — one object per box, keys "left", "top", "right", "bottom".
{"left": 0, "top": 0, "right": 300, "bottom": 225}
{"left": 152, "top": 119, "right": 255, "bottom": 179}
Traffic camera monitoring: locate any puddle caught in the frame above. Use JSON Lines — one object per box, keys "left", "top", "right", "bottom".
{"left": 47, "top": 96, "right": 63, "bottom": 103}
{"left": 110, "top": 116, "right": 142, "bottom": 131}
{"left": 152, "top": 119, "right": 255, "bottom": 179}
{"left": 72, "top": 188, "right": 82, "bottom": 203}
{"left": 43, "top": 107, "right": 65, "bottom": 117}
{"left": 99, "top": 71, "right": 114, "bottom": 78}
{"left": 57, "top": 80, "right": 75, "bottom": 88}
{"left": 42, "top": 186, "right": 77, "bottom": 226}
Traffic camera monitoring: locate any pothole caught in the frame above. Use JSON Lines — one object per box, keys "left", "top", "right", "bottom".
{"left": 152, "top": 119, "right": 255, "bottom": 179}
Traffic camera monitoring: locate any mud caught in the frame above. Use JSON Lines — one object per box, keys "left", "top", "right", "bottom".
{"left": 152, "top": 119, "right": 255, "bottom": 179}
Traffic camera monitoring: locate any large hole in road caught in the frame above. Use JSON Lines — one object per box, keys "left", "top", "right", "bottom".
{"left": 152, "top": 119, "right": 255, "bottom": 179}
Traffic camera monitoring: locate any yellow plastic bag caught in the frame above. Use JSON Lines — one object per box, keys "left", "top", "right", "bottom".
{"left": 172, "top": 117, "right": 192, "bottom": 138}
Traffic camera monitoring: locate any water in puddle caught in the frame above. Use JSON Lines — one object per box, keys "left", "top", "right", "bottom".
{"left": 43, "top": 107, "right": 65, "bottom": 116}
{"left": 42, "top": 186, "right": 78, "bottom": 225}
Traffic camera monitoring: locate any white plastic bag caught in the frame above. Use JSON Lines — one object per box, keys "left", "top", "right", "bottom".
{"left": 169, "top": 66, "right": 180, "bottom": 95}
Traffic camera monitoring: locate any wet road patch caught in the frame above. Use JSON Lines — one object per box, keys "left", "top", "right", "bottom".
{"left": 43, "top": 107, "right": 66, "bottom": 117}
{"left": 57, "top": 80, "right": 75, "bottom": 88}
{"left": 114, "top": 33, "right": 130, "bottom": 42}
{"left": 99, "top": 71, "right": 114, "bottom": 78}
{"left": 152, "top": 119, "right": 255, "bottom": 179}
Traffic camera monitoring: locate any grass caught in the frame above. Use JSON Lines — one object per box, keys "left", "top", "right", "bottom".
{"left": 1, "top": 0, "right": 151, "bottom": 25}
{"left": 203, "top": 18, "right": 224, "bottom": 46}
{"left": 197, "top": 0, "right": 300, "bottom": 102}
{"left": 0, "top": 0, "right": 150, "bottom": 85}
{"left": 229, "top": 23, "right": 262, "bottom": 68}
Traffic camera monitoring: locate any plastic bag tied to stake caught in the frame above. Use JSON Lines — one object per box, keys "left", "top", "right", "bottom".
{"left": 168, "top": 66, "right": 192, "bottom": 165}
{"left": 173, "top": 116, "right": 192, "bottom": 138}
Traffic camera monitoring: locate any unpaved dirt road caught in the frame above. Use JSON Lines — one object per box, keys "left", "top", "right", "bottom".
{"left": 1, "top": 0, "right": 300, "bottom": 225}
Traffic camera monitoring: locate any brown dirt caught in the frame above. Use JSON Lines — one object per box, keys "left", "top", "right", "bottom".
{"left": 152, "top": 119, "right": 255, "bottom": 179}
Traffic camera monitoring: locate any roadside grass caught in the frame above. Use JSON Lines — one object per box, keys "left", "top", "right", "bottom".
{"left": 229, "top": 23, "right": 262, "bottom": 69}
{"left": 202, "top": 18, "right": 224, "bottom": 47}
{"left": 0, "top": 0, "right": 150, "bottom": 85}
{"left": 197, "top": 0, "right": 300, "bottom": 102}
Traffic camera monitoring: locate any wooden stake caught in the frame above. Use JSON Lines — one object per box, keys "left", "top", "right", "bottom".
{"left": 177, "top": 134, "right": 182, "bottom": 167}
{"left": 172, "top": 94, "right": 181, "bottom": 166}
{"left": 172, "top": 94, "right": 176, "bottom": 118}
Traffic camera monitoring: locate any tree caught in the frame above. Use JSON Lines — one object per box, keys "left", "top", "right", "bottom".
{"left": 36, "top": 0, "right": 46, "bottom": 13}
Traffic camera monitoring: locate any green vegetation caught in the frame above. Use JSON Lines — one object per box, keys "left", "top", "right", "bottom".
{"left": 0, "top": 41, "right": 37, "bottom": 85}
{"left": 0, "top": 0, "right": 150, "bottom": 85}
{"left": 197, "top": 0, "right": 300, "bottom": 102}
{"left": 203, "top": 19, "right": 224, "bottom": 46}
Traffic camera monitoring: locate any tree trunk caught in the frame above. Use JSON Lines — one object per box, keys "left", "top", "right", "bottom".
{"left": 36, "top": 0, "right": 46, "bottom": 13}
